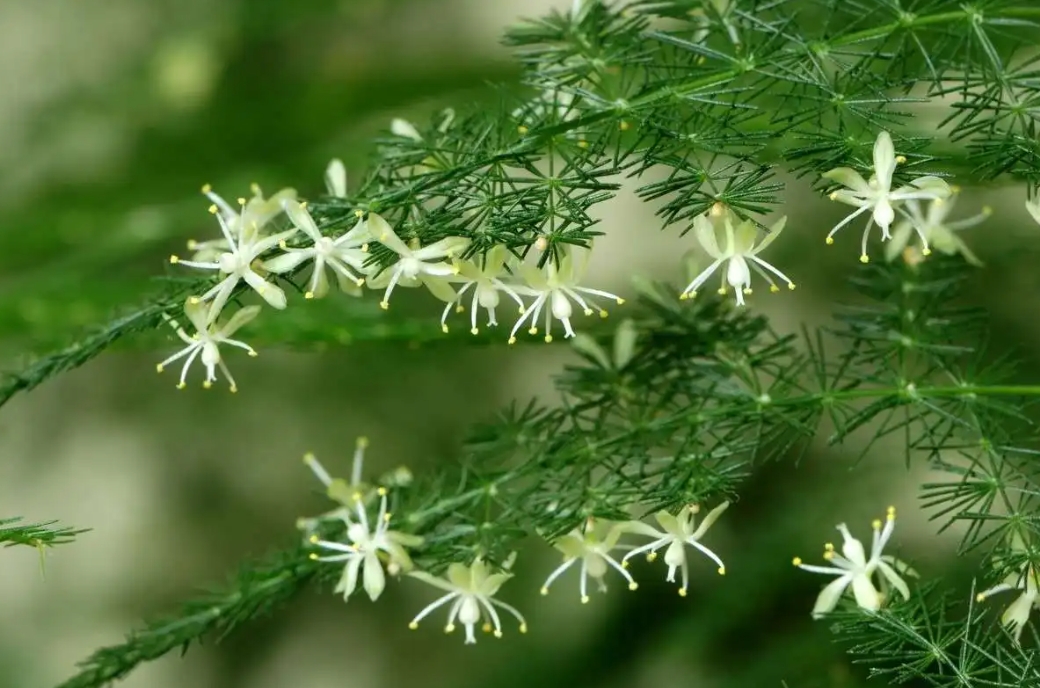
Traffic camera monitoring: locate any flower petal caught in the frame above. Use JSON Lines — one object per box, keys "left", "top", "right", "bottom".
{"left": 219, "top": 305, "right": 262, "bottom": 337}
{"left": 694, "top": 214, "right": 723, "bottom": 259}
{"left": 691, "top": 501, "right": 730, "bottom": 540}
{"left": 421, "top": 275, "right": 458, "bottom": 303}
{"left": 284, "top": 201, "right": 322, "bottom": 242}
{"left": 263, "top": 250, "right": 310, "bottom": 274}
{"left": 851, "top": 573, "right": 881, "bottom": 611}
{"left": 873, "top": 131, "right": 896, "bottom": 188}
{"left": 368, "top": 213, "right": 410, "bottom": 255}
{"left": 325, "top": 158, "right": 347, "bottom": 198}
{"left": 877, "top": 560, "right": 911, "bottom": 601}
{"left": 822, "top": 167, "right": 870, "bottom": 194}
{"left": 363, "top": 553, "right": 386, "bottom": 601}
{"left": 812, "top": 575, "right": 852, "bottom": 618}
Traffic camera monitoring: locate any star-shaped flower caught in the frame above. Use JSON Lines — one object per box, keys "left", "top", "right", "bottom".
{"left": 884, "top": 191, "right": 988, "bottom": 266}
{"left": 680, "top": 209, "right": 794, "bottom": 305}
{"left": 621, "top": 502, "right": 729, "bottom": 596}
{"left": 409, "top": 558, "right": 527, "bottom": 644}
{"left": 364, "top": 213, "right": 468, "bottom": 310}
{"left": 793, "top": 506, "right": 916, "bottom": 618}
{"left": 822, "top": 131, "right": 951, "bottom": 262}
{"left": 155, "top": 299, "right": 260, "bottom": 392}
{"left": 262, "top": 200, "right": 368, "bottom": 299}
{"left": 308, "top": 487, "right": 423, "bottom": 602}
{"left": 440, "top": 245, "right": 526, "bottom": 334}
{"left": 977, "top": 535, "right": 1039, "bottom": 644}
{"left": 509, "top": 245, "right": 624, "bottom": 344}
{"left": 171, "top": 203, "right": 297, "bottom": 322}
{"left": 540, "top": 517, "right": 638, "bottom": 603}
{"left": 187, "top": 183, "right": 296, "bottom": 262}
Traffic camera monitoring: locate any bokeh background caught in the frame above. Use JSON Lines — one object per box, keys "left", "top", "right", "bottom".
{"left": 1, "top": 1, "right": 1039, "bottom": 687}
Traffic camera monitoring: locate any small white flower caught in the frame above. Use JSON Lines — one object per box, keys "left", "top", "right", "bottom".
{"left": 976, "top": 536, "right": 1039, "bottom": 644}
{"left": 187, "top": 183, "right": 296, "bottom": 262}
{"left": 409, "top": 558, "right": 528, "bottom": 644}
{"left": 325, "top": 159, "right": 347, "bottom": 198}
{"left": 509, "top": 245, "right": 624, "bottom": 344}
{"left": 680, "top": 209, "right": 794, "bottom": 305}
{"left": 364, "top": 213, "right": 469, "bottom": 309}
{"left": 822, "top": 131, "right": 951, "bottom": 262}
{"left": 1026, "top": 197, "right": 1040, "bottom": 227}
{"left": 308, "top": 487, "right": 423, "bottom": 602}
{"left": 155, "top": 299, "right": 260, "bottom": 392}
{"left": 884, "top": 192, "right": 988, "bottom": 266}
{"left": 171, "top": 203, "right": 297, "bottom": 322}
{"left": 262, "top": 201, "right": 368, "bottom": 299}
{"left": 390, "top": 118, "right": 423, "bottom": 141}
{"left": 298, "top": 437, "right": 372, "bottom": 533}
{"left": 621, "top": 502, "right": 729, "bottom": 596}
{"left": 440, "top": 246, "right": 526, "bottom": 334}
{"left": 793, "top": 506, "right": 915, "bottom": 618}
{"left": 540, "top": 517, "right": 638, "bottom": 603}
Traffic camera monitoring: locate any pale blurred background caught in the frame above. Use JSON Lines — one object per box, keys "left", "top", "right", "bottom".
{"left": 1, "top": 2, "right": 1039, "bottom": 687}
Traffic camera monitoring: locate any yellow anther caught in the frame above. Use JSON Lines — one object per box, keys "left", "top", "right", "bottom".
{"left": 519, "top": 623, "right": 528, "bottom": 634}
{"left": 679, "top": 292, "right": 689, "bottom": 300}
{"left": 647, "top": 552, "right": 658, "bottom": 563}
{"left": 176, "top": 382, "right": 186, "bottom": 390}
{"left": 743, "top": 287, "right": 753, "bottom": 295}
{"left": 824, "top": 543, "right": 834, "bottom": 551}
{"left": 377, "top": 487, "right": 387, "bottom": 496}
{"left": 380, "top": 301, "right": 389, "bottom": 310}
{"left": 895, "top": 155, "right": 907, "bottom": 164}
{"left": 409, "top": 622, "right": 419, "bottom": 630}
{"left": 482, "top": 622, "right": 492, "bottom": 633}
{"left": 583, "top": 308, "right": 594, "bottom": 316}
{"left": 279, "top": 240, "right": 288, "bottom": 249}
{"left": 518, "top": 305, "right": 525, "bottom": 314}
{"left": 921, "top": 248, "right": 931, "bottom": 256}
{"left": 455, "top": 305, "right": 464, "bottom": 314}
{"left": 616, "top": 298, "right": 625, "bottom": 305}
{"left": 351, "top": 491, "right": 363, "bottom": 503}
{"left": 518, "top": 125, "right": 529, "bottom": 135}
{"left": 982, "top": 205, "right": 993, "bottom": 215}
{"left": 823, "top": 551, "right": 834, "bottom": 561}
{"left": 872, "top": 519, "right": 882, "bottom": 530}
{"left": 237, "top": 197, "right": 246, "bottom": 206}
{"left": 825, "top": 237, "right": 834, "bottom": 245}
{"left": 717, "top": 566, "right": 726, "bottom": 575}
{"left": 578, "top": 140, "right": 588, "bottom": 148}
{"left": 860, "top": 254, "right": 870, "bottom": 264}
{"left": 581, "top": 595, "right": 590, "bottom": 604}
{"left": 203, "top": 380, "right": 213, "bottom": 389}
{"left": 305, "top": 291, "right": 315, "bottom": 299}
{"left": 441, "top": 324, "right": 449, "bottom": 334}
{"left": 250, "top": 182, "right": 261, "bottom": 195}
{"left": 508, "top": 336, "right": 517, "bottom": 345}
{"left": 717, "top": 287, "right": 727, "bottom": 295}
{"left": 887, "top": 506, "right": 896, "bottom": 520}
{"left": 788, "top": 283, "right": 796, "bottom": 290}
{"left": 361, "top": 243, "right": 369, "bottom": 252}
{"left": 356, "top": 278, "right": 365, "bottom": 287}
{"left": 188, "top": 296, "right": 201, "bottom": 304}
{"left": 540, "top": 586, "right": 549, "bottom": 596}
{"left": 976, "top": 593, "right": 986, "bottom": 602}
{"left": 628, "top": 582, "right": 638, "bottom": 590}
{"left": 300, "top": 201, "right": 308, "bottom": 209}
{"left": 208, "top": 204, "right": 218, "bottom": 214}
{"left": 621, "top": 560, "right": 630, "bottom": 569}
{"left": 770, "top": 284, "right": 780, "bottom": 293}
{"left": 444, "top": 624, "right": 455, "bottom": 634}
{"left": 156, "top": 364, "right": 164, "bottom": 373}
{"left": 248, "top": 350, "right": 258, "bottom": 357}
{"left": 619, "top": 120, "right": 630, "bottom": 131}
{"left": 828, "top": 192, "right": 839, "bottom": 201}
{"left": 470, "top": 327, "right": 479, "bottom": 335}
{"left": 599, "top": 310, "right": 608, "bottom": 318}
{"left": 689, "top": 504, "right": 701, "bottom": 514}
{"left": 357, "top": 436, "right": 369, "bottom": 448}
{"left": 534, "top": 236, "right": 548, "bottom": 251}
{"left": 229, "top": 385, "right": 238, "bottom": 393}
{"left": 201, "top": 183, "right": 212, "bottom": 194}
{"left": 528, "top": 327, "right": 538, "bottom": 335}
{"left": 493, "top": 630, "right": 503, "bottom": 638}
{"left": 186, "top": 239, "right": 199, "bottom": 250}
{"left": 792, "top": 557, "right": 802, "bottom": 566}
{"left": 678, "top": 588, "right": 687, "bottom": 597}
{"left": 355, "top": 209, "right": 365, "bottom": 218}
{"left": 309, "top": 534, "right": 320, "bottom": 544}
{"left": 309, "top": 553, "right": 319, "bottom": 560}
{"left": 169, "top": 255, "right": 180, "bottom": 264}
{"left": 544, "top": 334, "right": 553, "bottom": 343}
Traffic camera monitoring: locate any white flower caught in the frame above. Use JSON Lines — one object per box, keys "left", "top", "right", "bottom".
{"left": 155, "top": 299, "right": 259, "bottom": 392}
{"left": 262, "top": 201, "right": 368, "bottom": 299}
{"left": 884, "top": 192, "right": 988, "bottom": 266}
{"left": 325, "top": 159, "right": 347, "bottom": 198}
{"left": 1026, "top": 197, "right": 1040, "bottom": 227}
{"left": 364, "top": 213, "right": 468, "bottom": 309}
{"left": 390, "top": 118, "right": 423, "bottom": 141}
{"left": 621, "top": 502, "right": 729, "bottom": 596}
{"left": 298, "top": 437, "right": 372, "bottom": 533}
{"left": 793, "top": 506, "right": 916, "bottom": 618}
{"left": 540, "top": 517, "right": 638, "bottom": 603}
{"left": 187, "top": 183, "right": 296, "bottom": 262}
{"left": 679, "top": 210, "right": 794, "bottom": 305}
{"left": 171, "top": 203, "right": 297, "bottom": 322}
{"left": 509, "top": 245, "right": 624, "bottom": 344}
{"left": 308, "top": 487, "right": 423, "bottom": 602}
{"left": 439, "top": 246, "right": 526, "bottom": 334}
{"left": 409, "top": 558, "right": 527, "bottom": 644}
{"left": 976, "top": 536, "right": 1039, "bottom": 644}
{"left": 822, "top": 131, "right": 951, "bottom": 262}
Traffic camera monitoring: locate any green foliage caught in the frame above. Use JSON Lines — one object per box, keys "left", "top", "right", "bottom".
{"left": 8, "top": 1, "right": 1040, "bottom": 687}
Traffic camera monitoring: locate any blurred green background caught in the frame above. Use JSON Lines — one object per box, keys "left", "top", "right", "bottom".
{"left": 1, "top": 1, "right": 1039, "bottom": 687}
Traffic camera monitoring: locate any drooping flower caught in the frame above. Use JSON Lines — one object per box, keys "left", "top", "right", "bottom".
{"left": 621, "top": 502, "right": 729, "bottom": 596}
{"left": 364, "top": 213, "right": 468, "bottom": 310}
{"left": 262, "top": 200, "right": 368, "bottom": 299}
{"left": 793, "top": 506, "right": 916, "bottom": 618}
{"left": 976, "top": 535, "right": 1039, "bottom": 644}
{"left": 822, "top": 131, "right": 951, "bottom": 262}
{"left": 540, "top": 517, "right": 638, "bottom": 603}
{"left": 409, "top": 558, "right": 527, "bottom": 644}
{"left": 884, "top": 192, "right": 988, "bottom": 266}
{"left": 155, "top": 299, "right": 260, "bottom": 392}
{"left": 509, "top": 245, "right": 624, "bottom": 344}
{"left": 171, "top": 203, "right": 297, "bottom": 322}
{"left": 308, "top": 487, "right": 423, "bottom": 602}
{"left": 187, "top": 183, "right": 296, "bottom": 262}
{"left": 440, "top": 246, "right": 526, "bottom": 334}
{"left": 679, "top": 209, "right": 794, "bottom": 305}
